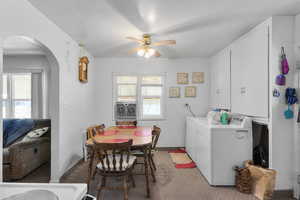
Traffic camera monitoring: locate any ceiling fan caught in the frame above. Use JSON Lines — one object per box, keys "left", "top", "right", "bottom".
{"left": 126, "top": 34, "right": 176, "bottom": 58}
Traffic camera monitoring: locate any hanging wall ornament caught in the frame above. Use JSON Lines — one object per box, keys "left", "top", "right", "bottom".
{"left": 275, "top": 74, "right": 286, "bottom": 86}
{"left": 79, "top": 43, "right": 89, "bottom": 83}
{"left": 281, "top": 47, "right": 289, "bottom": 75}
{"left": 273, "top": 88, "right": 280, "bottom": 97}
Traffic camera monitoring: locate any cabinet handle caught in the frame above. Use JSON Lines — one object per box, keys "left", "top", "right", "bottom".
{"left": 240, "top": 87, "right": 246, "bottom": 94}
{"left": 235, "top": 130, "right": 248, "bottom": 139}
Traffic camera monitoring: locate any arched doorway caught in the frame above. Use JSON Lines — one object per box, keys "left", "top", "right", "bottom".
{"left": 1, "top": 36, "right": 60, "bottom": 182}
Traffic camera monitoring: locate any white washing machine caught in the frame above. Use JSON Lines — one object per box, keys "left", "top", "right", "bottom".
{"left": 186, "top": 117, "right": 252, "bottom": 185}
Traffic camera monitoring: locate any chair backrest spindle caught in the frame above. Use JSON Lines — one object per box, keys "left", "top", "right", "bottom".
{"left": 92, "top": 139, "right": 133, "bottom": 173}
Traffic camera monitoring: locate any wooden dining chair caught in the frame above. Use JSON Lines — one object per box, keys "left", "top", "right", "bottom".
{"left": 86, "top": 124, "right": 106, "bottom": 189}
{"left": 149, "top": 126, "right": 161, "bottom": 171}
{"left": 92, "top": 139, "right": 136, "bottom": 200}
{"left": 87, "top": 124, "right": 105, "bottom": 140}
{"left": 116, "top": 120, "right": 137, "bottom": 126}
{"left": 132, "top": 126, "right": 161, "bottom": 177}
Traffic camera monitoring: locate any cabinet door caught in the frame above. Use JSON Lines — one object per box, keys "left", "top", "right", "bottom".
{"left": 210, "top": 58, "right": 218, "bottom": 108}
{"left": 244, "top": 25, "right": 269, "bottom": 117}
{"left": 231, "top": 23, "right": 269, "bottom": 117}
{"left": 216, "top": 48, "right": 231, "bottom": 109}
{"left": 231, "top": 38, "right": 247, "bottom": 114}
{"left": 210, "top": 48, "right": 231, "bottom": 109}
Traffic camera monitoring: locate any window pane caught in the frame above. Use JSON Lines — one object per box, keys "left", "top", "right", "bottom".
{"left": 118, "top": 84, "right": 136, "bottom": 96}
{"left": 142, "top": 76, "right": 162, "bottom": 84}
{"left": 143, "top": 98, "right": 161, "bottom": 116}
{"left": 12, "top": 74, "right": 31, "bottom": 99}
{"left": 117, "top": 97, "right": 136, "bottom": 102}
{"left": 142, "top": 86, "right": 162, "bottom": 96}
{"left": 117, "top": 76, "right": 137, "bottom": 84}
{"left": 2, "top": 100, "right": 7, "bottom": 118}
{"left": 13, "top": 100, "right": 31, "bottom": 118}
{"left": 3, "top": 74, "right": 7, "bottom": 99}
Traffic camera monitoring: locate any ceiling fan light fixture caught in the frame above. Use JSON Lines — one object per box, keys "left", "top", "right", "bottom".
{"left": 148, "top": 48, "right": 156, "bottom": 56}
{"left": 137, "top": 49, "right": 145, "bottom": 56}
{"left": 144, "top": 51, "right": 151, "bottom": 58}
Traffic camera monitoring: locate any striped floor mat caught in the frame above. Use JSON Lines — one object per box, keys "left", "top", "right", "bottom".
{"left": 168, "top": 149, "right": 196, "bottom": 169}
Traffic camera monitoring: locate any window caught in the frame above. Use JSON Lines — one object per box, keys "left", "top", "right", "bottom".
{"left": 116, "top": 76, "right": 137, "bottom": 102}
{"left": 114, "top": 74, "right": 165, "bottom": 120}
{"left": 2, "top": 73, "right": 32, "bottom": 118}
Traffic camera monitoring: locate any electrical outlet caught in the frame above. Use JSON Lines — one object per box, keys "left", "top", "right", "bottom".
{"left": 296, "top": 60, "right": 300, "bottom": 70}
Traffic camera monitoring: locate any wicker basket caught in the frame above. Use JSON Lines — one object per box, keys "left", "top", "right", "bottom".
{"left": 235, "top": 166, "right": 252, "bottom": 194}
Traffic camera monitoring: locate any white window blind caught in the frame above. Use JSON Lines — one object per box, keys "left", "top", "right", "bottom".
{"left": 116, "top": 76, "right": 137, "bottom": 102}
{"left": 2, "top": 73, "right": 32, "bottom": 118}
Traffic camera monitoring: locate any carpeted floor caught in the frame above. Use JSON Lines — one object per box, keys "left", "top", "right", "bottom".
{"left": 60, "top": 151, "right": 294, "bottom": 200}
{"left": 9, "top": 151, "right": 294, "bottom": 199}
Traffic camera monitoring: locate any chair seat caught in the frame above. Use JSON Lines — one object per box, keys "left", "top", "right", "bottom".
{"left": 97, "top": 155, "right": 136, "bottom": 171}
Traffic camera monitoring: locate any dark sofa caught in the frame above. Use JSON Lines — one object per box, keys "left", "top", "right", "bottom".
{"left": 3, "top": 119, "right": 51, "bottom": 181}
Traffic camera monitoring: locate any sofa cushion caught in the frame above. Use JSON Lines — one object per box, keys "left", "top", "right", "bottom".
{"left": 3, "top": 119, "right": 34, "bottom": 148}
{"left": 22, "top": 127, "right": 49, "bottom": 142}
{"left": 3, "top": 148, "right": 10, "bottom": 164}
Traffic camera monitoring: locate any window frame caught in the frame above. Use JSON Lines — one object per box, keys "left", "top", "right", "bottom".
{"left": 3, "top": 73, "right": 32, "bottom": 118}
{"left": 113, "top": 73, "right": 166, "bottom": 121}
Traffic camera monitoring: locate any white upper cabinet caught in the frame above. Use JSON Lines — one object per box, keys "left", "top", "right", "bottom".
{"left": 210, "top": 47, "right": 231, "bottom": 109}
{"left": 231, "top": 22, "right": 269, "bottom": 118}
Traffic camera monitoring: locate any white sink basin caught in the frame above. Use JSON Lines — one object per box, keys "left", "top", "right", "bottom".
{"left": 0, "top": 183, "right": 87, "bottom": 200}
{"left": 1, "top": 190, "right": 59, "bottom": 200}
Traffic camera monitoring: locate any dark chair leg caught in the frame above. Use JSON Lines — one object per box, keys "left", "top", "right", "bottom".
{"left": 150, "top": 155, "right": 157, "bottom": 171}
{"left": 97, "top": 176, "right": 106, "bottom": 200}
{"left": 130, "top": 171, "right": 136, "bottom": 188}
{"left": 92, "top": 168, "right": 97, "bottom": 180}
{"left": 143, "top": 148, "right": 150, "bottom": 198}
{"left": 149, "top": 156, "right": 156, "bottom": 183}
{"left": 87, "top": 150, "right": 95, "bottom": 192}
{"left": 123, "top": 175, "right": 129, "bottom": 200}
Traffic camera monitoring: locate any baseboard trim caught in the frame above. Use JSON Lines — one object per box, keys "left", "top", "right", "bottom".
{"left": 157, "top": 147, "right": 184, "bottom": 151}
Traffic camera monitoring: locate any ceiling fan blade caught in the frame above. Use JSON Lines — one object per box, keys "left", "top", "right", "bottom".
{"left": 104, "top": 0, "right": 150, "bottom": 32}
{"left": 126, "top": 37, "right": 144, "bottom": 43}
{"left": 154, "top": 50, "right": 161, "bottom": 57}
{"left": 128, "top": 47, "right": 143, "bottom": 54}
{"left": 152, "top": 40, "right": 176, "bottom": 46}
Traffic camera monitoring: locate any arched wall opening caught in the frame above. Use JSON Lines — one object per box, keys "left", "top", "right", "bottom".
{"left": 0, "top": 35, "right": 60, "bottom": 182}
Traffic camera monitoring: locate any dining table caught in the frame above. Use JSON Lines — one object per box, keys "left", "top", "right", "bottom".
{"left": 85, "top": 126, "right": 155, "bottom": 198}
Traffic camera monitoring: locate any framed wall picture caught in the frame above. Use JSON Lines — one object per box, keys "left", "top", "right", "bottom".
{"left": 79, "top": 56, "right": 89, "bottom": 83}
{"left": 177, "top": 72, "right": 188, "bottom": 84}
{"left": 185, "top": 86, "right": 197, "bottom": 97}
{"left": 192, "top": 72, "right": 204, "bottom": 83}
{"left": 169, "top": 87, "right": 180, "bottom": 98}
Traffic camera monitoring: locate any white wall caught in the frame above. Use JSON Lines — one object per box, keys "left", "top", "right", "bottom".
{"left": 269, "top": 16, "right": 295, "bottom": 190}
{"left": 94, "top": 58, "right": 210, "bottom": 147}
{"left": 0, "top": 0, "right": 98, "bottom": 181}
{"left": 293, "top": 14, "right": 300, "bottom": 198}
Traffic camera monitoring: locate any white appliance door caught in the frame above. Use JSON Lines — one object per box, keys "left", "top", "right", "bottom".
{"left": 211, "top": 129, "right": 252, "bottom": 185}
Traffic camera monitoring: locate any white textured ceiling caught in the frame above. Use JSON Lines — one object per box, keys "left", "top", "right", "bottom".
{"left": 28, "top": 0, "right": 300, "bottom": 58}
